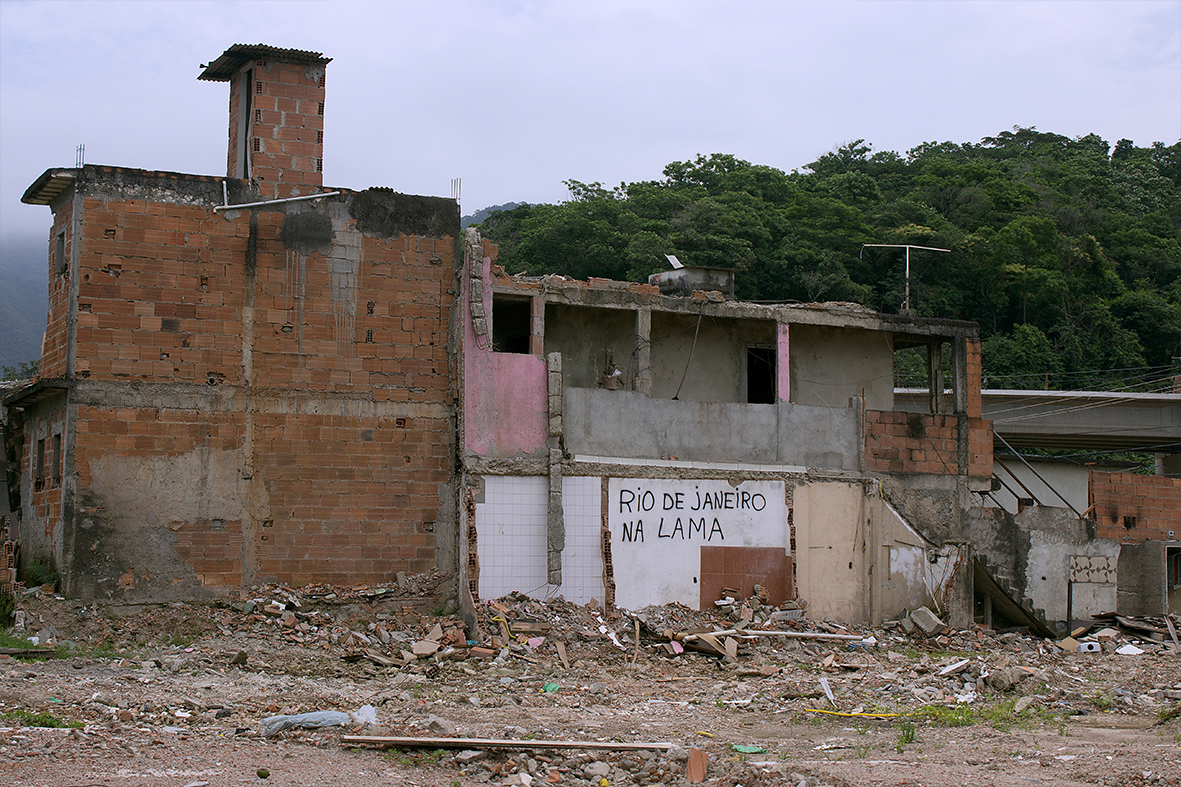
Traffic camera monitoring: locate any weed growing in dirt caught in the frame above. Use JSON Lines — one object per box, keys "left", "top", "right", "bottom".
{"left": 1156, "top": 705, "right": 1181, "bottom": 725}
{"left": 916, "top": 704, "right": 974, "bottom": 727}
{"left": 383, "top": 749, "right": 446, "bottom": 767}
{"left": 977, "top": 699, "right": 1021, "bottom": 732}
{"left": 0, "top": 630, "right": 35, "bottom": 648}
{"left": 1, "top": 708, "right": 82, "bottom": 728}
{"left": 896, "top": 721, "right": 916, "bottom": 753}
{"left": 1089, "top": 691, "right": 1114, "bottom": 710}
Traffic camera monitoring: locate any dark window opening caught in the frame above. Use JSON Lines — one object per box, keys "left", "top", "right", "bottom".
{"left": 492, "top": 295, "right": 532, "bottom": 354}
{"left": 747, "top": 346, "right": 775, "bottom": 404}
{"left": 1124, "top": 516, "right": 1138, "bottom": 530}
{"left": 35, "top": 438, "right": 45, "bottom": 492}
{"left": 52, "top": 434, "right": 61, "bottom": 488}
{"left": 55, "top": 232, "right": 66, "bottom": 276}
{"left": 1169, "top": 550, "right": 1181, "bottom": 590}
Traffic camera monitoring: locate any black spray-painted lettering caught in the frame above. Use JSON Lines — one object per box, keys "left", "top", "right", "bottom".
{"left": 620, "top": 520, "right": 644, "bottom": 542}
{"left": 655, "top": 517, "right": 724, "bottom": 541}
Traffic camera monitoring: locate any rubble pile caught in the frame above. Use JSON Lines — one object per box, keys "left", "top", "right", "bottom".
{"left": 1, "top": 580, "right": 1180, "bottom": 786}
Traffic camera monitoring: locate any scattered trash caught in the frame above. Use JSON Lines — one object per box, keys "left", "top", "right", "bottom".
{"left": 261, "top": 710, "right": 351, "bottom": 737}
{"left": 731, "top": 744, "right": 766, "bottom": 753}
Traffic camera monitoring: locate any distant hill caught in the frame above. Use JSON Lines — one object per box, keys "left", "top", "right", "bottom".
{"left": 0, "top": 235, "right": 48, "bottom": 371}
{"left": 461, "top": 202, "right": 526, "bottom": 229}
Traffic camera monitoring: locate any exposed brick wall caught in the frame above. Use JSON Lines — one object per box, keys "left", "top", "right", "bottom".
{"left": 228, "top": 58, "right": 326, "bottom": 198}
{"left": 253, "top": 412, "right": 448, "bottom": 586}
{"left": 74, "top": 196, "right": 245, "bottom": 383}
{"left": 865, "top": 410, "right": 991, "bottom": 477}
{"left": 964, "top": 338, "right": 983, "bottom": 419}
{"left": 39, "top": 207, "right": 74, "bottom": 379}
{"left": 1091, "top": 470, "right": 1181, "bottom": 543}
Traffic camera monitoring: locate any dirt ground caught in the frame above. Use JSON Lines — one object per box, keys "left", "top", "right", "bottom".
{"left": 2, "top": 583, "right": 1179, "bottom": 787}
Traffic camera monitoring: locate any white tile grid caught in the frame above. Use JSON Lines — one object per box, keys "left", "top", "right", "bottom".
{"left": 474, "top": 476, "right": 605, "bottom": 605}
{"left": 475, "top": 476, "right": 548, "bottom": 599}
{"left": 559, "top": 477, "right": 605, "bottom": 606}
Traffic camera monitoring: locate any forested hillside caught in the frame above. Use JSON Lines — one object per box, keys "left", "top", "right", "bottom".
{"left": 478, "top": 128, "right": 1181, "bottom": 392}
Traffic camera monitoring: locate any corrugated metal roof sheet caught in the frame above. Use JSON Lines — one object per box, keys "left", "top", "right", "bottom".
{"left": 198, "top": 44, "right": 331, "bottom": 82}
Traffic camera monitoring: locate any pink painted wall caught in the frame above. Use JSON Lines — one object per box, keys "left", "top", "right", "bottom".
{"left": 777, "top": 323, "right": 790, "bottom": 403}
{"left": 463, "top": 253, "right": 548, "bottom": 457}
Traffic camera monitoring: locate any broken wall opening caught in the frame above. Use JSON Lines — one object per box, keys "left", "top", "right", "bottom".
{"left": 492, "top": 294, "right": 532, "bottom": 354}
{"left": 543, "top": 304, "right": 636, "bottom": 389}
{"left": 894, "top": 340, "right": 956, "bottom": 411}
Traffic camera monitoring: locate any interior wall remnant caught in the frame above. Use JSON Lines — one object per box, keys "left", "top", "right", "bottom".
{"left": 606, "top": 477, "right": 788, "bottom": 610}
{"left": 789, "top": 324, "right": 894, "bottom": 411}
{"left": 1117, "top": 539, "right": 1179, "bottom": 616}
{"left": 472, "top": 475, "right": 603, "bottom": 605}
{"left": 543, "top": 304, "right": 636, "bottom": 389}
{"left": 649, "top": 312, "right": 775, "bottom": 402}
{"left": 463, "top": 250, "right": 547, "bottom": 459}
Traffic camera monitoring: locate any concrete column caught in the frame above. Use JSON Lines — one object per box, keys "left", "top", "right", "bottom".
{"left": 633, "top": 308, "right": 652, "bottom": 395}
{"left": 952, "top": 336, "right": 968, "bottom": 415}
{"left": 546, "top": 352, "right": 564, "bottom": 585}
{"left": 927, "top": 341, "right": 944, "bottom": 415}
{"left": 530, "top": 295, "right": 545, "bottom": 356}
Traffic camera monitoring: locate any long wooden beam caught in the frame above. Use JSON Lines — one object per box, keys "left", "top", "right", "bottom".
{"left": 341, "top": 735, "right": 674, "bottom": 752}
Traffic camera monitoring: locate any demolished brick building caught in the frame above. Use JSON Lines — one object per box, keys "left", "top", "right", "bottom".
{"left": 6, "top": 43, "right": 1009, "bottom": 627}
{"left": 4, "top": 46, "right": 461, "bottom": 602}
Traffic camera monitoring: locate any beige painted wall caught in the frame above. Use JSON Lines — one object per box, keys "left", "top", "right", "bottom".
{"left": 794, "top": 481, "right": 870, "bottom": 623}
{"left": 795, "top": 480, "right": 957, "bottom": 625}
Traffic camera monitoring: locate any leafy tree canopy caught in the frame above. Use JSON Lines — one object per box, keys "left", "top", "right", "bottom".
{"left": 478, "top": 129, "right": 1181, "bottom": 391}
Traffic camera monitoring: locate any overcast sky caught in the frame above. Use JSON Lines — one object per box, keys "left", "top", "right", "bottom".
{"left": 1, "top": 0, "right": 1178, "bottom": 248}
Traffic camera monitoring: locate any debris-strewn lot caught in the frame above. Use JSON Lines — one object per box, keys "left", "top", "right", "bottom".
{"left": 2, "top": 578, "right": 1180, "bottom": 787}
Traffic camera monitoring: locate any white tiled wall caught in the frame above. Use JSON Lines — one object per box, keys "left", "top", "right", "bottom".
{"left": 474, "top": 476, "right": 605, "bottom": 605}
{"left": 559, "top": 476, "right": 605, "bottom": 606}
{"left": 476, "top": 476, "right": 548, "bottom": 599}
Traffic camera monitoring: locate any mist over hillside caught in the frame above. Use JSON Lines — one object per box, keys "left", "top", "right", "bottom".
{"left": 0, "top": 235, "right": 48, "bottom": 371}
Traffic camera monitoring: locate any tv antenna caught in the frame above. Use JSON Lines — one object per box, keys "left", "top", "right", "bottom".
{"left": 860, "top": 244, "right": 950, "bottom": 312}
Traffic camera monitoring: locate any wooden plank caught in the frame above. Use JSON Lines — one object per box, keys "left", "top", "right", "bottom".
{"left": 1164, "top": 615, "right": 1180, "bottom": 652}
{"left": 0, "top": 648, "right": 64, "bottom": 659}
{"left": 341, "top": 735, "right": 673, "bottom": 752}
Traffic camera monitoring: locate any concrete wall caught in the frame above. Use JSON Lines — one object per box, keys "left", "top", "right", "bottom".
{"left": 606, "top": 477, "right": 788, "bottom": 609}
{"left": 563, "top": 389, "right": 860, "bottom": 470}
{"left": 794, "top": 481, "right": 869, "bottom": 623}
{"left": 793, "top": 480, "right": 965, "bottom": 625}
{"left": 971, "top": 504, "right": 1119, "bottom": 626}
{"left": 789, "top": 324, "right": 894, "bottom": 411}
{"left": 649, "top": 312, "right": 776, "bottom": 402}
{"left": 544, "top": 304, "right": 636, "bottom": 390}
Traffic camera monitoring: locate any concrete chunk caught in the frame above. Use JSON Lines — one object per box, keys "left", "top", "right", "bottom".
{"left": 907, "top": 606, "right": 948, "bottom": 635}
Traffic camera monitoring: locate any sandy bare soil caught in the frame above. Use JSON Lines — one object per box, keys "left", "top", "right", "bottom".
{"left": 2, "top": 584, "right": 1180, "bottom": 787}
